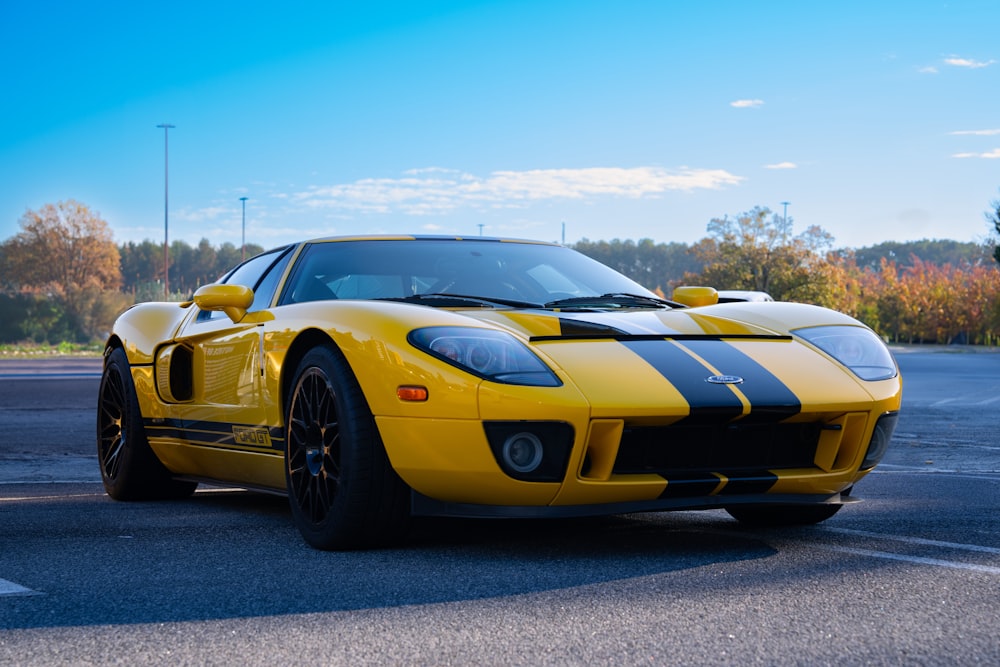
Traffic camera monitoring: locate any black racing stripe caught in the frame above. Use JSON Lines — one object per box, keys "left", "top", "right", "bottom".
{"left": 678, "top": 340, "right": 801, "bottom": 423}
{"left": 145, "top": 420, "right": 233, "bottom": 447}
{"left": 622, "top": 340, "right": 744, "bottom": 424}
{"left": 657, "top": 473, "right": 722, "bottom": 498}
{"left": 144, "top": 419, "right": 285, "bottom": 451}
{"left": 557, "top": 317, "right": 628, "bottom": 336}
{"left": 531, "top": 333, "right": 792, "bottom": 342}
{"left": 657, "top": 471, "right": 780, "bottom": 498}
{"left": 715, "top": 471, "right": 779, "bottom": 495}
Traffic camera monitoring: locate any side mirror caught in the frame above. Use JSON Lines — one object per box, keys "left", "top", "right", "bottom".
{"left": 672, "top": 286, "right": 719, "bottom": 307}
{"left": 193, "top": 284, "right": 254, "bottom": 323}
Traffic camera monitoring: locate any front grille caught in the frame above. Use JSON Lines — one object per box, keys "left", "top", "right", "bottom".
{"left": 612, "top": 422, "right": 821, "bottom": 475}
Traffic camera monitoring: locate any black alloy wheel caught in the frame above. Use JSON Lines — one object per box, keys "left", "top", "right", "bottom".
{"left": 285, "top": 345, "right": 408, "bottom": 550}
{"left": 97, "top": 347, "right": 196, "bottom": 500}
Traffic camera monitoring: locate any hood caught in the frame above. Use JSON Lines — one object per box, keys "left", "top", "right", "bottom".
{"left": 467, "top": 306, "right": 785, "bottom": 342}
{"left": 466, "top": 305, "right": 887, "bottom": 424}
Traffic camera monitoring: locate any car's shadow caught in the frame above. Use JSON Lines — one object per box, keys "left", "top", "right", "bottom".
{"left": 3, "top": 487, "right": 789, "bottom": 629}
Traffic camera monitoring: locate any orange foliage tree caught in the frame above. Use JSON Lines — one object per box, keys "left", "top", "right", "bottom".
{"left": 1, "top": 200, "right": 126, "bottom": 340}
{"left": 826, "top": 253, "right": 1000, "bottom": 345}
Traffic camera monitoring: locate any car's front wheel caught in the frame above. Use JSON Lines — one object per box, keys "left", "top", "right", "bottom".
{"left": 285, "top": 345, "right": 409, "bottom": 550}
{"left": 97, "top": 347, "right": 197, "bottom": 500}
{"left": 725, "top": 503, "right": 843, "bottom": 526}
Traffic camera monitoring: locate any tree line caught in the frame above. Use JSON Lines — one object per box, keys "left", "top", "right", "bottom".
{"left": 119, "top": 238, "right": 264, "bottom": 301}
{"left": 0, "top": 201, "right": 263, "bottom": 343}
{"left": 1, "top": 199, "right": 998, "bottom": 346}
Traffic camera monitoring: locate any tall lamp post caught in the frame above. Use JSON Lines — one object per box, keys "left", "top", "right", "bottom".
{"left": 780, "top": 201, "right": 790, "bottom": 242}
{"left": 240, "top": 196, "right": 249, "bottom": 261}
{"left": 156, "top": 123, "right": 175, "bottom": 299}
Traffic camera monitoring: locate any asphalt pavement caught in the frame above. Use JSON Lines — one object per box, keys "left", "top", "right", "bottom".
{"left": 0, "top": 349, "right": 998, "bottom": 665}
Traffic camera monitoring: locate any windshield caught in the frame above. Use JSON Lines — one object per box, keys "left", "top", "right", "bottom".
{"left": 280, "top": 238, "right": 659, "bottom": 306}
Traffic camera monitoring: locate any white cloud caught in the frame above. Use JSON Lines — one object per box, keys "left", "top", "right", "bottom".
{"left": 764, "top": 162, "right": 797, "bottom": 170}
{"left": 944, "top": 56, "right": 996, "bottom": 69}
{"left": 290, "top": 167, "right": 745, "bottom": 215}
{"left": 952, "top": 148, "right": 1000, "bottom": 159}
{"left": 918, "top": 66, "right": 938, "bottom": 74}
{"left": 730, "top": 99, "right": 764, "bottom": 108}
{"left": 950, "top": 129, "right": 1000, "bottom": 136}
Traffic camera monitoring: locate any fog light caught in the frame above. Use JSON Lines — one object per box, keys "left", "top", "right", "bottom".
{"left": 861, "top": 412, "right": 898, "bottom": 469}
{"left": 502, "top": 432, "right": 544, "bottom": 473}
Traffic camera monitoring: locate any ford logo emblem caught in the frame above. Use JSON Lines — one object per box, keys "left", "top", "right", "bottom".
{"left": 706, "top": 374, "right": 744, "bottom": 385}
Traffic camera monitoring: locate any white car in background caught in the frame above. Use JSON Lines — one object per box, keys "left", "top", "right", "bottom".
{"left": 717, "top": 290, "right": 775, "bottom": 303}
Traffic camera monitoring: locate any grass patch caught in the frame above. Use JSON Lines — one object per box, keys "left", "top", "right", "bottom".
{"left": 0, "top": 341, "right": 104, "bottom": 357}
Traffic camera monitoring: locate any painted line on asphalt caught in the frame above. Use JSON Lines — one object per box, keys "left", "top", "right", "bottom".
{"left": 0, "top": 578, "right": 40, "bottom": 597}
{"left": 882, "top": 440, "right": 1000, "bottom": 451}
{"left": 822, "top": 527, "right": 1000, "bottom": 555}
{"left": 870, "top": 467, "right": 1000, "bottom": 481}
{"left": 0, "top": 492, "right": 105, "bottom": 502}
{"left": 973, "top": 395, "right": 1000, "bottom": 406}
{"left": 0, "top": 479, "right": 102, "bottom": 486}
{"left": 930, "top": 398, "right": 960, "bottom": 407}
{"left": 818, "top": 544, "right": 1000, "bottom": 575}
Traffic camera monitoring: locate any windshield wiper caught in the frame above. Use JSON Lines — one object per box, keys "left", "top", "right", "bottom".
{"left": 377, "top": 293, "right": 544, "bottom": 309}
{"left": 544, "top": 293, "right": 683, "bottom": 309}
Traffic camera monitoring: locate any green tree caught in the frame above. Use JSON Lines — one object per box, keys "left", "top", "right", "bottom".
{"left": 850, "top": 239, "right": 992, "bottom": 270}
{"left": 572, "top": 238, "right": 700, "bottom": 293}
{"left": 119, "top": 239, "right": 164, "bottom": 290}
{"left": 986, "top": 192, "right": 1000, "bottom": 266}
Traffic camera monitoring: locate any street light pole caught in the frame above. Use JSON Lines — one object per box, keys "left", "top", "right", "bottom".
{"left": 157, "top": 123, "right": 175, "bottom": 299}
{"left": 780, "top": 201, "right": 790, "bottom": 242}
{"left": 240, "top": 197, "right": 249, "bottom": 261}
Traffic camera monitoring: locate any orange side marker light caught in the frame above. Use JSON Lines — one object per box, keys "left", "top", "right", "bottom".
{"left": 397, "top": 385, "right": 429, "bottom": 402}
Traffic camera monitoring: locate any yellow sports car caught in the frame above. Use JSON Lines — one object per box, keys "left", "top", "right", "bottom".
{"left": 98, "top": 235, "right": 901, "bottom": 550}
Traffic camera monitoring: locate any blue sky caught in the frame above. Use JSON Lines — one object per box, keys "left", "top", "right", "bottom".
{"left": 1, "top": 0, "right": 998, "bottom": 251}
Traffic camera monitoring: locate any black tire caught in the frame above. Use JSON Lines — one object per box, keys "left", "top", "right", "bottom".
{"left": 97, "top": 347, "right": 197, "bottom": 500}
{"left": 725, "top": 503, "right": 843, "bottom": 526}
{"left": 285, "top": 345, "right": 409, "bottom": 550}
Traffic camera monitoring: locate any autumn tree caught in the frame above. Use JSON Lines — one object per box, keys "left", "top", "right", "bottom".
{"left": 685, "top": 206, "right": 837, "bottom": 303}
{"left": 2, "top": 200, "right": 125, "bottom": 340}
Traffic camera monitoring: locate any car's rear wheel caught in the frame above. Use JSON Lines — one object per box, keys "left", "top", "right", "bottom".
{"left": 285, "top": 345, "right": 409, "bottom": 550}
{"left": 97, "top": 347, "right": 197, "bottom": 500}
{"left": 725, "top": 503, "right": 843, "bottom": 526}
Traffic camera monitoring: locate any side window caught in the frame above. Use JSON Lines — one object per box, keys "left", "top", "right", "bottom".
{"left": 246, "top": 248, "right": 293, "bottom": 312}
{"left": 196, "top": 247, "right": 293, "bottom": 322}
{"left": 279, "top": 243, "right": 335, "bottom": 305}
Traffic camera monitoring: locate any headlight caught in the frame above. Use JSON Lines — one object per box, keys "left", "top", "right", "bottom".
{"left": 794, "top": 325, "right": 897, "bottom": 381}
{"left": 408, "top": 326, "right": 562, "bottom": 387}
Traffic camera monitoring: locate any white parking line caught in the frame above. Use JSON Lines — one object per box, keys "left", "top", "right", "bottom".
{"left": 0, "top": 578, "right": 39, "bottom": 596}
{"left": 930, "top": 398, "right": 960, "bottom": 407}
{"left": 973, "top": 395, "right": 1000, "bottom": 406}
{"left": 822, "top": 527, "right": 1000, "bottom": 555}
{"left": 819, "top": 545, "right": 1000, "bottom": 575}
{"left": 869, "top": 467, "right": 1000, "bottom": 481}
{"left": 0, "top": 492, "right": 104, "bottom": 502}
